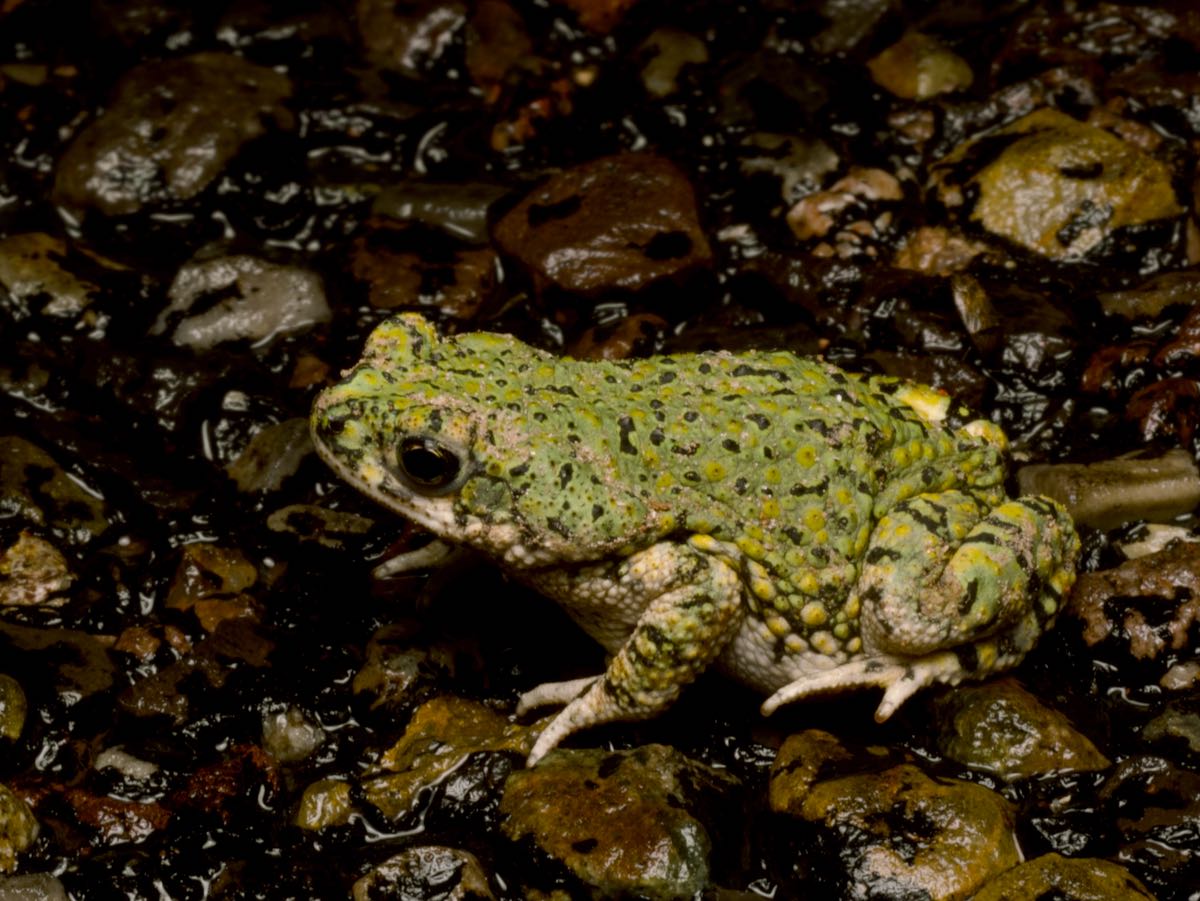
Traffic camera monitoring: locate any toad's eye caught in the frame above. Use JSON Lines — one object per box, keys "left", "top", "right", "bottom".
{"left": 395, "top": 436, "right": 465, "bottom": 495}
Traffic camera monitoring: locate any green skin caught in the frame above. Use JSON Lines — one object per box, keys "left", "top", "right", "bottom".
{"left": 311, "top": 314, "right": 1079, "bottom": 765}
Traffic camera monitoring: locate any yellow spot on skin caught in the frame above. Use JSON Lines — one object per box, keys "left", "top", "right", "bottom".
{"left": 736, "top": 536, "right": 766, "bottom": 560}
{"left": 796, "top": 446, "right": 817, "bottom": 467}
{"left": 798, "top": 572, "right": 820, "bottom": 595}
{"left": 835, "top": 487, "right": 853, "bottom": 506}
{"left": 833, "top": 623, "right": 849, "bottom": 639}
{"left": 810, "top": 631, "right": 838, "bottom": 655}
{"left": 751, "top": 577, "right": 776, "bottom": 601}
{"left": 804, "top": 508, "right": 826, "bottom": 532}
{"left": 764, "top": 466, "right": 782, "bottom": 485}
{"left": 760, "top": 498, "right": 781, "bottom": 520}
{"left": 704, "top": 461, "right": 727, "bottom": 481}
{"left": 892, "top": 446, "right": 910, "bottom": 467}
{"left": 784, "top": 634, "right": 806, "bottom": 653}
{"left": 801, "top": 602, "right": 827, "bottom": 627}
{"left": 844, "top": 595, "right": 860, "bottom": 619}
{"left": 656, "top": 472, "right": 676, "bottom": 491}
{"left": 846, "top": 637, "right": 862, "bottom": 653}
{"left": 976, "top": 643, "right": 998, "bottom": 670}
{"left": 766, "top": 615, "right": 790, "bottom": 637}
{"left": 688, "top": 534, "right": 719, "bottom": 553}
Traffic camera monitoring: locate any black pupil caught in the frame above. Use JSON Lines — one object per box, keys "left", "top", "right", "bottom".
{"left": 399, "top": 438, "right": 459, "bottom": 487}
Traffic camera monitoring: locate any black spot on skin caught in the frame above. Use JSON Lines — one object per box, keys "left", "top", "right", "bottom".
{"left": 735, "top": 364, "right": 790, "bottom": 382}
{"left": 510, "top": 462, "right": 530, "bottom": 477}
{"left": 558, "top": 462, "right": 573, "bottom": 489}
{"left": 784, "top": 527, "right": 806, "bottom": 545}
{"left": 671, "top": 443, "right": 699, "bottom": 456}
{"left": 684, "top": 411, "right": 699, "bottom": 422}
{"left": 597, "top": 754, "right": 623, "bottom": 778}
{"left": 810, "top": 546, "right": 829, "bottom": 563}
{"left": 698, "top": 362, "right": 712, "bottom": 375}
{"left": 427, "top": 408, "right": 443, "bottom": 431}
{"left": 958, "top": 579, "right": 979, "bottom": 615}
{"left": 549, "top": 384, "right": 578, "bottom": 397}
{"left": 789, "top": 477, "right": 829, "bottom": 497}
{"left": 592, "top": 504, "right": 604, "bottom": 521}
{"left": 866, "top": 546, "right": 902, "bottom": 564}
{"left": 568, "top": 434, "right": 580, "bottom": 443}
{"left": 722, "top": 438, "right": 740, "bottom": 453}
{"left": 533, "top": 411, "right": 547, "bottom": 422}
{"left": 763, "top": 446, "right": 774, "bottom": 460}
{"left": 572, "top": 838, "right": 600, "bottom": 854}
{"left": 546, "top": 517, "right": 571, "bottom": 538}
{"left": 527, "top": 194, "right": 582, "bottom": 227}
{"left": 605, "top": 374, "right": 618, "bottom": 384}
{"left": 748, "top": 413, "right": 770, "bottom": 430}
{"left": 650, "top": 428, "right": 665, "bottom": 445}
{"left": 650, "top": 398, "right": 663, "bottom": 409}
{"left": 659, "top": 371, "right": 677, "bottom": 384}
{"left": 803, "top": 418, "right": 829, "bottom": 436}
{"left": 618, "top": 416, "right": 637, "bottom": 454}
{"left": 684, "top": 470, "right": 700, "bottom": 481}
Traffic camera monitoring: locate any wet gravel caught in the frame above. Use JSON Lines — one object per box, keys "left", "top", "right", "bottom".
{"left": 2, "top": 1, "right": 1200, "bottom": 898}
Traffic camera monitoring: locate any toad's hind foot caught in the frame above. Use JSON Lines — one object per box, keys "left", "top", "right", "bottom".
{"left": 761, "top": 651, "right": 966, "bottom": 720}
{"left": 515, "top": 676, "right": 598, "bottom": 715}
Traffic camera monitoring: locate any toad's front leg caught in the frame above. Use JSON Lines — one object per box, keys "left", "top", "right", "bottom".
{"left": 519, "top": 542, "right": 744, "bottom": 766}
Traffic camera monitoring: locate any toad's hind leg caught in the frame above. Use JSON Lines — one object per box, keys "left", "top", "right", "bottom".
{"left": 763, "top": 492, "right": 1078, "bottom": 719}
{"left": 521, "top": 543, "right": 744, "bottom": 766}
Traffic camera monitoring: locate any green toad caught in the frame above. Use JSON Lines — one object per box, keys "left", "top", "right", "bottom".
{"left": 311, "top": 314, "right": 1079, "bottom": 764}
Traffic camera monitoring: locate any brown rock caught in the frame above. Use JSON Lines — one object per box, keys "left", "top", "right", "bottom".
{"left": 492, "top": 153, "right": 711, "bottom": 296}
{"left": 53, "top": 53, "right": 293, "bottom": 216}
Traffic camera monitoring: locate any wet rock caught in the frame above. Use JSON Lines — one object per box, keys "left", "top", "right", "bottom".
{"left": 810, "top": 0, "right": 895, "bottom": 55}
{"left": 1117, "top": 523, "right": 1200, "bottom": 561}
{"left": 170, "top": 744, "right": 279, "bottom": 824}
{"left": 771, "top": 734, "right": 1019, "bottom": 900}
{"left": 266, "top": 504, "right": 375, "bottom": 549}
{"left": 738, "top": 133, "right": 839, "bottom": 206}
{"left": 1143, "top": 698, "right": 1200, "bottom": 754}
{"left": 261, "top": 707, "right": 324, "bottom": 764}
{"left": 0, "top": 785, "right": 37, "bottom": 873}
{"left": 62, "top": 786, "right": 171, "bottom": 845}
{"left": 1126, "top": 377, "right": 1200, "bottom": 448}
{"left": 53, "top": 53, "right": 293, "bottom": 216}
{"left": 1069, "top": 540, "right": 1200, "bottom": 661}
{"left": 867, "top": 32, "right": 973, "bottom": 100}
{"left": 1017, "top": 450, "right": 1200, "bottom": 530}
{"left": 352, "top": 846, "right": 496, "bottom": 901}
{"left": 1098, "top": 269, "right": 1200, "bottom": 320}
{"left": 465, "top": 0, "right": 534, "bottom": 90}
{"left": 372, "top": 182, "right": 510, "bottom": 243}
{"left": 566, "top": 313, "right": 669, "bottom": 360}
{"left": 0, "top": 532, "right": 72, "bottom": 607}
{"left": 973, "top": 853, "right": 1156, "bottom": 900}
{"left": 357, "top": 0, "right": 467, "bottom": 77}
{"left": 119, "top": 621, "right": 274, "bottom": 721}
{"left": 0, "top": 233, "right": 99, "bottom": 318}
{"left": 0, "top": 436, "right": 109, "bottom": 541}
{"left": 352, "top": 621, "right": 455, "bottom": 712}
{"left": 892, "top": 225, "right": 992, "bottom": 275}
{"left": 225, "top": 418, "right": 312, "bottom": 494}
{"left": 499, "top": 744, "right": 736, "bottom": 900}
{"left": 347, "top": 218, "right": 497, "bottom": 318}
{"left": 549, "top": 0, "right": 638, "bottom": 33}
{"left": 0, "top": 873, "right": 69, "bottom": 900}
{"left": 1098, "top": 755, "right": 1200, "bottom": 888}
{"left": 786, "top": 167, "right": 904, "bottom": 258}
{"left": 0, "top": 622, "right": 115, "bottom": 698}
{"left": 492, "top": 153, "right": 712, "bottom": 297}
{"left": 165, "top": 543, "right": 260, "bottom": 633}
{"left": 94, "top": 747, "right": 159, "bottom": 783}
{"left": 936, "top": 108, "right": 1184, "bottom": 260}
{"left": 639, "top": 28, "right": 708, "bottom": 98}
{"left": 0, "top": 676, "right": 25, "bottom": 742}
{"left": 361, "top": 696, "right": 531, "bottom": 822}
{"left": 152, "top": 255, "right": 330, "bottom": 350}
{"left": 932, "top": 679, "right": 1109, "bottom": 779}
{"left": 294, "top": 778, "right": 354, "bottom": 831}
